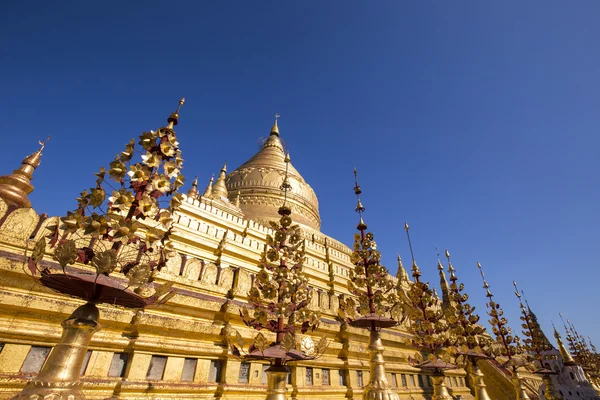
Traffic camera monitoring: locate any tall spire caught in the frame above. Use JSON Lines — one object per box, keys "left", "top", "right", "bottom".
{"left": 553, "top": 324, "right": 577, "bottom": 366}
{"left": 270, "top": 113, "right": 280, "bottom": 136}
{"left": 280, "top": 152, "right": 292, "bottom": 212}
{"left": 203, "top": 175, "right": 214, "bottom": 198}
{"left": 167, "top": 97, "right": 185, "bottom": 129}
{"left": 438, "top": 251, "right": 452, "bottom": 309}
{"left": 404, "top": 222, "right": 421, "bottom": 281}
{"left": 212, "top": 162, "right": 229, "bottom": 199}
{"left": 0, "top": 137, "right": 50, "bottom": 208}
{"left": 353, "top": 168, "right": 367, "bottom": 231}
{"left": 396, "top": 254, "right": 410, "bottom": 282}
{"left": 187, "top": 176, "right": 199, "bottom": 199}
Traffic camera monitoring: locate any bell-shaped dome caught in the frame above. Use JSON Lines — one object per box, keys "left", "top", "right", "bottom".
{"left": 226, "top": 121, "right": 321, "bottom": 230}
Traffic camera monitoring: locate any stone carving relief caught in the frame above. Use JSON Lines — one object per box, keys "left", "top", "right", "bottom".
{"left": 218, "top": 267, "right": 235, "bottom": 290}
{"left": 183, "top": 258, "right": 202, "bottom": 281}
{"left": 0, "top": 207, "right": 40, "bottom": 245}
{"left": 234, "top": 268, "right": 252, "bottom": 296}
{"left": 201, "top": 263, "right": 219, "bottom": 286}
{"left": 165, "top": 252, "right": 183, "bottom": 276}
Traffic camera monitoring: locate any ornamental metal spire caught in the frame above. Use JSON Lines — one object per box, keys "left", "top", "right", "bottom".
{"left": 280, "top": 152, "right": 292, "bottom": 211}
{"left": 553, "top": 323, "right": 576, "bottom": 366}
{"left": 478, "top": 263, "right": 530, "bottom": 400}
{"left": 353, "top": 168, "right": 367, "bottom": 231}
{"left": 167, "top": 97, "right": 185, "bottom": 129}
{"left": 341, "top": 168, "right": 400, "bottom": 400}
{"left": 404, "top": 223, "right": 421, "bottom": 281}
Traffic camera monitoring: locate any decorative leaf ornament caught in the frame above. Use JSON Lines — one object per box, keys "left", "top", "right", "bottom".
{"left": 513, "top": 281, "right": 554, "bottom": 369}
{"left": 339, "top": 169, "right": 402, "bottom": 327}
{"left": 399, "top": 225, "right": 454, "bottom": 365}
{"left": 232, "top": 152, "right": 326, "bottom": 366}
{"left": 444, "top": 253, "right": 491, "bottom": 364}
{"left": 26, "top": 99, "right": 186, "bottom": 308}
{"left": 478, "top": 263, "right": 528, "bottom": 367}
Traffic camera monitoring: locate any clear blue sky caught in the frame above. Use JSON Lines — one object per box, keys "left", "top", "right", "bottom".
{"left": 1, "top": 1, "right": 599, "bottom": 345}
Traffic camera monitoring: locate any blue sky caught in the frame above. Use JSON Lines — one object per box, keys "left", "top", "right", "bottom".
{"left": 1, "top": 1, "right": 599, "bottom": 345}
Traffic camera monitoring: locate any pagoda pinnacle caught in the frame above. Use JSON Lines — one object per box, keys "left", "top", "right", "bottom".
{"left": 270, "top": 113, "right": 280, "bottom": 136}
{"left": 353, "top": 168, "right": 367, "bottom": 231}
{"left": 187, "top": 176, "right": 199, "bottom": 199}
{"left": 554, "top": 325, "right": 577, "bottom": 366}
{"left": 437, "top": 257, "right": 452, "bottom": 309}
{"left": 167, "top": 97, "right": 185, "bottom": 129}
{"left": 0, "top": 137, "right": 49, "bottom": 208}
{"left": 203, "top": 175, "right": 214, "bottom": 198}
{"left": 212, "top": 162, "right": 229, "bottom": 199}
{"left": 396, "top": 254, "right": 410, "bottom": 282}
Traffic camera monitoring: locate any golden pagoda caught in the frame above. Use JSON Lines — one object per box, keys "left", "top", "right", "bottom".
{"left": 0, "top": 106, "right": 594, "bottom": 400}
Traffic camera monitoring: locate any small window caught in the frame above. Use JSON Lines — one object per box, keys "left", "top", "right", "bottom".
{"left": 0, "top": 343, "right": 4, "bottom": 354}
{"left": 239, "top": 362, "right": 251, "bottom": 383}
{"left": 410, "top": 374, "right": 415, "bottom": 386}
{"left": 459, "top": 376, "right": 464, "bottom": 386}
{"left": 418, "top": 374, "right": 424, "bottom": 387}
{"left": 401, "top": 374, "right": 407, "bottom": 387}
{"left": 452, "top": 376, "right": 458, "bottom": 387}
{"left": 339, "top": 370, "right": 347, "bottom": 386}
{"left": 80, "top": 350, "right": 92, "bottom": 375}
{"left": 209, "top": 360, "right": 222, "bottom": 383}
{"left": 322, "top": 368, "right": 330, "bottom": 385}
{"left": 391, "top": 373, "right": 398, "bottom": 387}
{"left": 287, "top": 366, "right": 292, "bottom": 384}
{"left": 21, "top": 346, "right": 51, "bottom": 373}
{"left": 181, "top": 358, "right": 197, "bottom": 382}
{"left": 357, "top": 370, "right": 363, "bottom": 387}
{"left": 108, "top": 352, "right": 129, "bottom": 377}
{"left": 306, "top": 367, "right": 313, "bottom": 386}
{"left": 146, "top": 355, "right": 167, "bottom": 380}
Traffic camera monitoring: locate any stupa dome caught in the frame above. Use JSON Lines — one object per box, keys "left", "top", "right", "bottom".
{"left": 226, "top": 120, "right": 321, "bottom": 230}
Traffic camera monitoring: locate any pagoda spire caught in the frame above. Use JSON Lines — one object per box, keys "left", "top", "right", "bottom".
{"left": 396, "top": 254, "right": 410, "bottom": 282}
{"left": 0, "top": 137, "right": 50, "bottom": 208}
{"left": 166, "top": 97, "right": 185, "bottom": 129}
{"left": 212, "top": 162, "right": 228, "bottom": 199}
{"left": 270, "top": 113, "right": 280, "bottom": 136}
{"left": 553, "top": 324, "right": 577, "bottom": 366}
{"left": 437, "top": 250, "right": 452, "bottom": 309}
{"left": 203, "top": 175, "right": 214, "bottom": 198}
{"left": 187, "top": 176, "right": 199, "bottom": 199}
{"left": 404, "top": 222, "right": 421, "bottom": 282}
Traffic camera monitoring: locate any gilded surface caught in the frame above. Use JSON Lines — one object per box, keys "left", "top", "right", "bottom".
{"left": 0, "top": 117, "right": 559, "bottom": 400}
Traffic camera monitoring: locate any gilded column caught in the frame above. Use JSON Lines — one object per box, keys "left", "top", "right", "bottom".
{"left": 13, "top": 302, "right": 100, "bottom": 400}
{"left": 468, "top": 358, "right": 492, "bottom": 400}
{"left": 363, "top": 330, "right": 399, "bottom": 400}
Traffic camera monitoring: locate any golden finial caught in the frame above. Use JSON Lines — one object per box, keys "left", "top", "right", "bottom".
{"left": 167, "top": 97, "right": 185, "bottom": 129}
{"left": 212, "top": 162, "right": 229, "bottom": 199}
{"left": 353, "top": 168, "right": 367, "bottom": 230}
{"left": 437, "top": 259, "right": 444, "bottom": 271}
{"left": 0, "top": 137, "right": 51, "bottom": 208}
{"left": 234, "top": 192, "right": 241, "bottom": 208}
{"left": 187, "top": 175, "right": 199, "bottom": 199}
{"left": 270, "top": 113, "right": 280, "bottom": 136}
{"left": 403, "top": 222, "right": 421, "bottom": 280}
{"left": 553, "top": 321, "right": 577, "bottom": 365}
{"left": 203, "top": 174, "right": 214, "bottom": 198}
